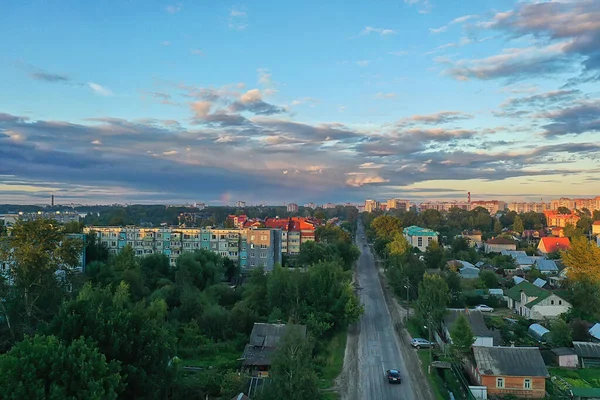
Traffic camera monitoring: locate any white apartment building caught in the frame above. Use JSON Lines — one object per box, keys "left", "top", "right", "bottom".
{"left": 386, "top": 199, "right": 410, "bottom": 211}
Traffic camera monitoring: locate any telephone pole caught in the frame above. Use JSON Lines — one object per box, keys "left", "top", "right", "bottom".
{"left": 405, "top": 276, "right": 410, "bottom": 321}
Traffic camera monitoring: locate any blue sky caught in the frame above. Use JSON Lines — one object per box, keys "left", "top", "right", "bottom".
{"left": 1, "top": 0, "right": 600, "bottom": 205}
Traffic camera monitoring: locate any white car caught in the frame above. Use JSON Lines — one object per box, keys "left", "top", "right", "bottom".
{"left": 475, "top": 304, "right": 494, "bottom": 313}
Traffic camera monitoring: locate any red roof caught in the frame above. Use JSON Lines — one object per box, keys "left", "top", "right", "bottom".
{"left": 539, "top": 237, "right": 571, "bottom": 253}
{"left": 486, "top": 237, "right": 517, "bottom": 245}
{"left": 593, "top": 220, "right": 600, "bottom": 226}
{"left": 264, "top": 217, "right": 318, "bottom": 232}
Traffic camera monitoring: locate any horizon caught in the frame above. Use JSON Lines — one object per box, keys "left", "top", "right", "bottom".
{"left": 2, "top": 1, "right": 600, "bottom": 204}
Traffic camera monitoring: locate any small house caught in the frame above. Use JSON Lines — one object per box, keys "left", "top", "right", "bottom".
{"left": 469, "top": 346, "right": 549, "bottom": 399}
{"left": 241, "top": 323, "right": 307, "bottom": 377}
{"left": 462, "top": 230, "right": 483, "bottom": 247}
{"left": 538, "top": 237, "right": 571, "bottom": 255}
{"left": 573, "top": 342, "right": 600, "bottom": 368}
{"left": 443, "top": 309, "right": 500, "bottom": 347}
{"left": 528, "top": 323, "right": 550, "bottom": 343}
{"left": 551, "top": 348, "right": 578, "bottom": 368}
{"left": 506, "top": 280, "right": 571, "bottom": 320}
{"left": 534, "top": 259, "right": 559, "bottom": 274}
{"left": 485, "top": 237, "right": 517, "bottom": 253}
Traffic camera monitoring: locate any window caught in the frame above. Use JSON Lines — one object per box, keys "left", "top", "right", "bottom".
{"left": 212, "top": 235, "right": 216, "bottom": 240}
{"left": 251, "top": 235, "right": 255, "bottom": 240}
{"left": 250, "top": 252, "right": 255, "bottom": 257}
{"left": 260, "top": 244, "right": 267, "bottom": 249}
{"left": 427, "top": 237, "right": 432, "bottom": 245}
{"left": 524, "top": 379, "right": 531, "bottom": 389}
{"left": 250, "top": 261, "right": 256, "bottom": 267}
{"left": 551, "top": 300, "right": 555, "bottom": 305}
{"left": 418, "top": 237, "right": 423, "bottom": 247}
{"left": 250, "top": 244, "right": 255, "bottom": 249}
{"left": 260, "top": 252, "right": 267, "bottom": 258}
{"left": 261, "top": 235, "right": 267, "bottom": 240}
{"left": 559, "top": 300, "right": 562, "bottom": 305}
{"left": 202, "top": 236, "right": 208, "bottom": 241}
{"left": 496, "top": 378, "right": 504, "bottom": 388}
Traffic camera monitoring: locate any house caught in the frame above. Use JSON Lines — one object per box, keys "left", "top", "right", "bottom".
{"left": 593, "top": 221, "right": 600, "bottom": 235}
{"left": 532, "top": 278, "right": 548, "bottom": 289}
{"left": 501, "top": 250, "right": 540, "bottom": 268}
{"left": 551, "top": 348, "right": 578, "bottom": 368}
{"left": 443, "top": 309, "right": 500, "bottom": 347}
{"left": 469, "top": 346, "right": 549, "bottom": 399}
{"left": 506, "top": 281, "right": 571, "bottom": 320}
{"left": 462, "top": 230, "right": 483, "bottom": 247}
{"left": 403, "top": 225, "right": 439, "bottom": 252}
{"left": 484, "top": 237, "right": 517, "bottom": 253}
{"left": 543, "top": 210, "right": 581, "bottom": 228}
{"left": 534, "top": 259, "right": 559, "bottom": 274}
{"left": 573, "top": 342, "right": 600, "bottom": 368}
{"left": 589, "top": 323, "right": 600, "bottom": 342}
{"left": 448, "top": 260, "right": 480, "bottom": 279}
{"left": 538, "top": 237, "right": 571, "bottom": 255}
{"left": 241, "top": 323, "right": 307, "bottom": 377}
{"left": 528, "top": 323, "right": 550, "bottom": 343}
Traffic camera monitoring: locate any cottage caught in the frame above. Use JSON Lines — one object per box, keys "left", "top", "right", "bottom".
{"left": 506, "top": 280, "right": 571, "bottom": 320}
{"left": 443, "top": 309, "right": 501, "bottom": 347}
{"left": 551, "top": 348, "right": 578, "bottom": 368}
{"left": 573, "top": 342, "right": 600, "bottom": 368}
{"left": 537, "top": 237, "right": 571, "bottom": 255}
{"left": 485, "top": 237, "right": 517, "bottom": 253}
{"left": 462, "top": 230, "right": 483, "bottom": 247}
{"left": 241, "top": 323, "right": 307, "bottom": 377}
{"left": 403, "top": 225, "right": 439, "bottom": 252}
{"left": 469, "top": 346, "right": 549, "bottom": 399}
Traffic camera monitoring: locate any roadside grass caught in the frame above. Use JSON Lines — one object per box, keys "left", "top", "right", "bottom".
{"left": 416, "top": 350, "right": 448, "bottom": 400}
{"left": 316, "top": 328, "right": 348, "bottom": 390}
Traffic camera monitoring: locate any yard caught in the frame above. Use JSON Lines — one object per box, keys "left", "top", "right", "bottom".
{"left": 550, "top": 368, "right": 600, "bottom": 389}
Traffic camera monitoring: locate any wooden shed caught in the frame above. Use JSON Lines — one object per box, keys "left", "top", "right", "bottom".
{"left": 551, "top": 347, "right": 578, "bottom": 368}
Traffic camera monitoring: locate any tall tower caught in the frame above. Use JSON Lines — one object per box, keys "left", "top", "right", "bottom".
{"left": 51, "top": 195, "right": 55, "bottom": 207}
{"left": 467, "top": 192, "right": 471, "bottom": 204}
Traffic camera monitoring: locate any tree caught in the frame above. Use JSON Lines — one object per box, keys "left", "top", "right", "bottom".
{"left": 450, "top": 313, "right": 475, "bottom": 359}
{"left": 50, "top": 282, "right": 176, "bottom": 399}
{"left": 424, "top": 241, "right": 445, "bottom": 269}
{"left": 479, "top": 270, "right": 499, "bottom": 289}
{"left": 297, "top": 241, "right": 332, "bottom": 267}
{"left": 175, "top": 249, "right": 224, "bottom": 291}
{"left": 315, "top": 225, "right": 351, "bottom": 244}
{"left": 445, "top": 271, "right": 462, "bottom": 299}
{"left": 568, "top": 280, "right": 600, "bottom": 321}
{"left": 415, "top": 274, "right": 450, "bottom": 326}
{"left": 561, "top": 236, "right": 600, "bottom": 285}
{"left": 0, "top": 219, "right": 83, "bottom": 338}
{"left": 557, "top": 207, "right": 571, "bottom": 215}
{"left": 219, "top": 371, "right": 250, "bottom": 399}
{"left": 570, "top": 318, "right": 591, "bottom": 341}
{"left": 85, "top": 232, "right": 109, "bottom": 265}
{"left": 0, "top": 335, "right": 122, "bottom": 399}
{"left": 549, "top": 319, "right": 573, "bottom": 348}
{"left": 259, "top": 329, "right": 320, "bottom": 400}
{"left": 563, "top": 223, "right": 584, "bottom": 239}
{"left": 223, "top": 257, "right": 239, "bottom": 282}
{"left": 370, "top": 215, "right": 402, "bottom": 241}
{"left": 493, "top": 220, "right": 503, "bottom": 234}
{"left": 387, "top": 232, "right": 411, "bottom": 257}
{"left": 512, "top": 216, "right": 524, "bottom": 233}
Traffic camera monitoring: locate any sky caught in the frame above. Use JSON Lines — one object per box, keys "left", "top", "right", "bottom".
{"left": 1, "top": 0, "right": 600, "bottom": 205}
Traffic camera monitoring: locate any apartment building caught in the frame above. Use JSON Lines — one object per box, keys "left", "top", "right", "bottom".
{"left": 386, "top": 199, "right": 410, "bottom": 212}
{"left": 573, "top": 197, "right": 600, "bottom": 211}
{"left": 226, "top": 214, "right": 248, "bottom": 228}
{"left": 263, "top": 217, "right": 318, "bottom": 255}
{"left": 543, "top": 210, "right": 581, "bottom": 228}
{"left": 418, "top": 201, "right": 470, "bottom": 212}
{"left": 508, "top": 202, "right": 549, "bottom": 213}
{"left": 364, "top": 200, "right": 380, "bottom": 213}
{"left": 403, "top": 225, "right": 439, "bottom": 252}
{"left": 83, "top": 226, "right": 282, "bottom": 271}
{"left": 2, "top": 211, "right": 81, "bottom": 225}
{"left": 470, "top": 200, "right": 507, "bottom": 215}
{"left": 286, "top": 203, "right": 299, "bottom": 213}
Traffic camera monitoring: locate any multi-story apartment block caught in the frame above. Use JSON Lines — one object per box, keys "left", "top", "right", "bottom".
{"left": 322, "top": 203, "right": 336, "bottom": 209}
{"left": 403, "top": 225, "right": 439, "bottom": 252}
{"left": 543, "top": 210, "right": 581, "bottom": 228}
{"left": 507, "top": 202, "right": 549, "bottom": 213}
{"left": 418, "top": 201, "right": 470, "bottom": 212}
{"left": 304, "top": 202, "right": 317, "bottom": 209}
{"left": 470, "top": 200, "right": 507, "bottom": 215}
{"left": 263, "top": 217, "right": 318, "bottom": 255}
{"left": 83, "top": 226, "right": 282, "bottom": 271}
{"left": 236, "top": 201, "right": 247, "bottom": 208}
{"left": 550, "top": 198, "right": 576, "bottom": 211}
{"left": 287, "top": 203, "right": 299, "bottom": 213}
{"left": 573, "top": 197, "right": 600, "bottom": 211}
{"left": 364, "top": 200, "right": 380, "bottom": 213}
{"left": 386, "top": 199, "right": 410, "bottom": 212}
{"left": 2, "top": 211, "right": 81, "bottom": 225}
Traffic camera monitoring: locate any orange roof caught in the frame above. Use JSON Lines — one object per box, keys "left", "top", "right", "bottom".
{"left": 539, "top": 237, "right": 571, "bottom": 253}
{"left": 593, "top": 220, "right": 600, "bottom": 226}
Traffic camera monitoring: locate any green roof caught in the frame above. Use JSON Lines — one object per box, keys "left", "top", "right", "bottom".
{"left": 506, "top": 280, "right": 548, "bottom": 302}
{"left": 525, "top": 291, "right": 552, "bottom": 307}
{"left": 403, "top": 225, "right": 439, "bottom": 237}
{"left": 570, "top": 387, "right": 600, "bottom": 398}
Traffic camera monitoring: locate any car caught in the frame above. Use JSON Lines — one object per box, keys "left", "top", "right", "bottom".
{"left": 386, "top": 369, "right": 401, "bottom": 384}
{"left": 475, "top": 304, "right": 494, "bottom": 313}
{"left": 410, "top": 338, "right": 434, "bottom": 349}
{"left": 362, "top": 236, "right": 365, "bottom": 240}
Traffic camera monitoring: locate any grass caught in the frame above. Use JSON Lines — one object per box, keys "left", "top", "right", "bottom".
{"left": 405, "top": 317, "right": 426, "bottom": 339}
{"left": 317, "top": 328, "right": 348, "bottom": 389}
{"left": 550, "top": 368, "right": 600, "bottom": 388}
{"left": 321, "top": 392, "right": 340, "bottom": 400}
{"left": 182, "top": 350, "right": 241, "bottom": 370}
{"left": 416, "top": 350, "right": 448, "bottom": 400}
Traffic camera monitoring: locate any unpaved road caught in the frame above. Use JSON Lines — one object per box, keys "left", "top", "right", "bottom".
{"left": 337, "top": 222, "right": 434, "bottom": 400}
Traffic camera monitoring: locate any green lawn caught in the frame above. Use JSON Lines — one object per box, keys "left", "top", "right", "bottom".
{"left": 182, "top": 351, "right": 241, "bottom": 370}
{"left": 318, "top": 328, "right": 348, "bottom": 389}
{"left": 550, "top": 368, "right": 600, "bottom": 388}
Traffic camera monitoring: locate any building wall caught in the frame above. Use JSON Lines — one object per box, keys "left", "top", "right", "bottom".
{"left": 406, "top": 234, "right": 437, "bottom": 252}
{"left": 484, "top": 243, "right": 517, "bottom": 253}
{"left": 480, "top": 375, "right": 546, "bottom": 399}
{"left": 530, "top": 295, "right": 571, "bottom": 320}
{"left": 592, "top": 224, "right": 600, "bottom": 235}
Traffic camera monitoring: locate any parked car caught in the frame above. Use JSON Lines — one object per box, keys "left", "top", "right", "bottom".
{"left": 386, "top": 369, "right": 402, "bottom": 384}
{"left": 410, "top": 338, "right": 434, "bottom": 349}
{"left": 475, "top": 304, "right": 494, "bottom": 313}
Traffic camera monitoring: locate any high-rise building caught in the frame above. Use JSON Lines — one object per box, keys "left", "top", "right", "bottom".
{"left": 287, "top": 203, "right": 299, "bottom": 213}
{"left": 263, "top": 217, "right": 320, "bottom": 255}
{"left": 364, "top": 199, "right": 380, "bottom": 213}
{"left": 470, "top": 200, "right": 507, "bottom": 215}
{"left": 418, "top": 201, "right": 469, "bottom": 212}
{"left": 386, "top": 199, "right": 410, "bottom": 211}
{"left": 507, "top": 202, "right": 548, "bottom": 213}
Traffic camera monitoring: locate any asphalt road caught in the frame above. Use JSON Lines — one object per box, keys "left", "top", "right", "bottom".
{"left": 355, "top": 223, "right": 418, "bottom": 400}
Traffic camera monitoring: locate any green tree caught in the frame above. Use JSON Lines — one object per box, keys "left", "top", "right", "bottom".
{"left": 512, "top": 216, "right": 524, "bottom": 233}
{"left": 219, "top": 371, "right": 250, "bottom": 399}
{"left": 445, "top": 270, "right": 462, "bottom": 299}
{"left": 50, "top": 282, "right": 176, "bottom": 399}
{"left": 557, "top": 207, "right": 571, "bottom": 215}
{"left": 415, "top": 274, "right": 450, "bottom": 326}
{"left": 479, "top": 270, "right": 499, "bottom": 289}
{"left": 0, "top": 219, "right": 83, "bottom": 338}
{"left": 450, "top": 313, "right": 475, "bottom": 359}
{"left": 175, "top": 249, "right": 224, "bottom": 291}
{"left": 315, "top": 225, "right": 351, "bottom": 244}
{"left": 562, "top": 236, "right": 600, "bottom": 285}
{"left": 297, "top": 241, "right": 332, "bottom": 267}
{"left": 424, "top": 241, "right": 445, "bottom": 269}
{"left": 549, "top": 319, "right": 573, "bottom": 348}
{"left": 387, "top": 232, "right": 411, "bottom": 257}
{"left": 259, "top": 329, "right": 320, "bottom": 400}
{"left": 370, "top": 216, "right": 403, "bottom": 241}
{"left": 62, "top": 220, "right": 84, "bottom": 233}
{"left": 0, "top": 335, "right": 122, "bottom": 399}
{"left": 493, "top": 219, "right": 503, "bottom": 234}
{"left": 85, "top": 232, "right": 109, "bottom": 265}
{"left": 563, "top": 223, "right": 584, "bottom": 239}
{"left": 314, "top": 210, "right": 327, "bottom": 221}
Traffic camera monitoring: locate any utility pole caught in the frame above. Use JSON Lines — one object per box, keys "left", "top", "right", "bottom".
{"left": 428, "top": 316, "right": 434, "bottom": 373}
{"left": 405, "top": 276, "right": 410, "bottom": 321}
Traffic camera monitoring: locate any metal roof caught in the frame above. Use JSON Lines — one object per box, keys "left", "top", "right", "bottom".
{"left": 533, "top": 278, "right": 547, "bottom": 288}
{"left": 444, "top": 310, "right": 501, "bottom": 345}
{"left": 473, "top": 346, "right": 549, "bottom": 377}
{"left": 535, "top": 259, "right": 559, "bottom": 272}
{"left": 528, "top": 323, "right": 550, "bottom": 341}
{"left": 573, "top": 341, "right": 600, "bottom": 359}
{"left": 551, "top": 347, "right": 577, "bottom": 356}
{"left": 589, "top": 323, "right": 600, "bottom": 341}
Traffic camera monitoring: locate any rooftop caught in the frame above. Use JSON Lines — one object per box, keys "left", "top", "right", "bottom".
{"left": 539, "top": 237, "right": 571, "bottom": 253}
{"left": 403, "top": 225, "right": 439, "bottom": 237}
{"left": 505, "top": 280, "right": 548, "bottom": 302}
{"left": 241, "top": 323, "right": 307, "bottom": 367}
{"left": 473, "top": 346, "right": 549, "bottom": 377}
{"left": 486, "top": 237, "right": 517, "bottom": 245}
{"left": 535, "top": 259, "right": 559, "bottom": 272}
{"left": 573, "top": 341, "right": 600, "bottom": 359}
{"left": 444, "top": 310, "right": 501, "bottom": 345}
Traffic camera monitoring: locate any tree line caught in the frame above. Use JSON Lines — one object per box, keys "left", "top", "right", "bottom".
{"left": 0, "top": 218, "right": 362, "bottom": 399}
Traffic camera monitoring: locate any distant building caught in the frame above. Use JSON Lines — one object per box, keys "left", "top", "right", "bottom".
{"left": 303, "top": 202, "right": 317, "bottom": 209}
{"left": 226, "top": 214, "right": 249, "bottom": 228}
{"left": 286, "top": 203, "right": 298, "bottom": 213}
{"left": 461, "top": 230, "right": 483, "bottom": 247}
{"left": 322, "top": 203, "right": 336, "bottom": 209}
{"left": 484, "top": 237, "right": 517, "bottom": 253}
{"left": 543, "top": 210, "right": 580, "bottom": 227}
{"left": 236, "top": 201, "right": 246, "bottom": 208}
{"left": 2, "top": 211, "right": 81, "bottom": 225}
{"left": 549, "top": 196, "right": 600, "bottom": 212}
{"left": 418, "top": 201, "right": 470, "bottom": 212}
{"left": 508, "top": 202, "right": 548, "bottom": 213}
{"left": 386, "top": 199, "right": 410, "bottom": 211}
{"left": 550, "top": 197, "right": 576, "bottom": 211}
{"left": 470, "top": 200, "right": 507, "bottom": 215}
{"left": 592, "top": 220, "right": 600, "bottom": 235}
{"left": 263, "top": 217, "right": 319, "bottom": 256}
{"left": 364, "top": 200, "right": 380, "bottom": 213}
{"left": 403, "top": 225, "right": 439, "bottom": 252}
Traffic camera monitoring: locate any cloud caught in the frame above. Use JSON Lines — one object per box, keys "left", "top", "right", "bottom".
{"left": 498, "top": 89, "right": 580, "bottom": 116}
{"left": 165, "top": 3, "right": 182, "bottom": 13}
{"left": 404, "top": 0, "right": 431, "bottom": 14}
{"left": 290, "top": 97, "right": 319, "bottom": 107}
{"left": 346, "top": 174, "right": 389, "bottom": 187}
{"left": 450, "top": 15, "right": 479, "bottom": 25}
{"left": 360, "top": 26, "right": 397, "bottom": 36}
{"left": 20, "top": 63, "right": 70, "bottom": 84}
{"left": 359, "top": 162, "right": 384, "bottom": 169}
{"left": 374, "top": 92, "right": 397, "bottom": 99}
{"left": 397, "top": 111, "right": 473, "bottom": 126}
{"left": 356, "top": 60, "right": 370, "bottom": 67}
{"left": 229, "top": 8, "right": 248, "bottom": 30}
{"left": 161, "top": 41, "right": 171, "bottom": 46}
{"left": 257, "top": 68, "right": 272, "bottom": 87}
{"left": 163, "top": 150, "right": 178, "bottom": 155}
{"left": 540, "top": 100, "right": 600, "bottom": 137}
{"left": 87, "top": 82, "right": 113, "bottom": 96}
{"left": 190, "top": 49, "right": 204, "bottom": 55}
{"left": 388, "top": 51, "right": 408, "bottom": 56}
{"left": 429, "top": 26, "right": 448, "bottom": 34}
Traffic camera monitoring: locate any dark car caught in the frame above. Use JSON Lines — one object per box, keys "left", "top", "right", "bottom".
{"left": 386, "top": 369, "right": 401, "bottom": 384}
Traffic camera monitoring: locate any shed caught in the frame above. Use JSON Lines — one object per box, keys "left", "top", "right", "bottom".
{"left": 460, "top": 265, "right": 481, "bottom": 279}
{"left": 569, "top": 387, "right": 600, "bottom": 400}
{"left": 551, "top": 347, "right": 578, "bottom": 368}
{"left": 513, "top": 276, "right": 525, "bottom": 284}
{"left": 488, "top": 288, "right": 504, "bottom": 297}
{"left": 589, "top": 323, "right": 600, "bottom": 342}
{"left": 573, "top": 342, "right": 600, "bottom": 368}
{"left": 528, "top": 323, "right": 550, "bottom": 343}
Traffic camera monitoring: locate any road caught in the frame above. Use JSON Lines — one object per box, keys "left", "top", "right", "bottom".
{"left": 346, "top": 222, "right": 433, "bottom": 400}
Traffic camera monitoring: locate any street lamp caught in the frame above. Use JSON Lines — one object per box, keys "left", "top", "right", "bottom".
{"left": 424, "top": 317, "right": 433, "bottom": 373}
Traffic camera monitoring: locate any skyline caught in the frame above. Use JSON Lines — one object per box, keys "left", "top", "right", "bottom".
{"left": 2, "top": 0, "right": 600, "bottom": 205}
